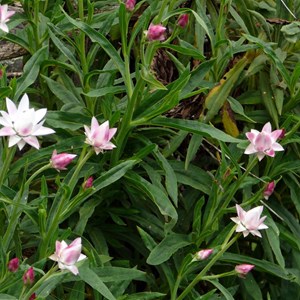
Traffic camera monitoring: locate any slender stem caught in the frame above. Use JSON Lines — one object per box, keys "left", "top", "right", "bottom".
{"left": 26, "top": 163, "right": 51, "bottom": 187}
{"left": 176, "top": 228, "right": 240, "bottom": 300}
{"left": 0, "top": 144, "right": 15, "bottom": 186}
{"left": 33, "top": 0, "right": 40, "bottom": 50}
{"left": 201, "top": 270, "right": 236, "bottom": 280}
{"left": 21, "top": 265, "right": 58, "bottom": 300}
{"left": 155, "top": 0, "right": 170, "bottom": 23}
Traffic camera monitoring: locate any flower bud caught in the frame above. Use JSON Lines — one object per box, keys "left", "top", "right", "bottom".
{"left": 263, "top": 181, "right": 275, "bottom": 200}
{"left": 8, "top": 257, "right": 19, "bottom": 272}
{"left": 278, "top": 128, "right": 285, "bottom": 139}
{"left": 147, "top": 23, "right": 166, "bottom": 41}
{"left": 125, "top": 0, "right": 136, "bottom": 11}
{"left": 195, "top": 249, "right": 213, "bottom": 260}
{"left": 50, "top": 150, "right": 77, "bottom": 171}
{"left": 23, "top": 267, "right": 34, "bottom": 285}
{"left": 235, "top": 264, "right": 255, "bottom": 278}
{"left": 177, "top": 14, "right": 189, "bottom": 28}
{"left": 29, "top": 293, "right": 36, "bottom": 300}
{"left": 83, "top": 176, "right": 94, "bottom": 189}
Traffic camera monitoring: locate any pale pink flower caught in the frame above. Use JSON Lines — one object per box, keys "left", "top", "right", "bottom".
{"left": 8, "top": 257, "right": 19, "bottom": 272}
{"left": 23, "top": 267, "right": 34, "bottom": 285}
{"left": 84, "top": 117, "right": 117, "bottom": 155}
{"left": 235, "top": 264, "right": 255, "bottom": 278}
{"left": 264, "top": 181, "right": 275, "bottom": 200}
{"left": 231, "top": 204, "right": 268, "bottom": 238}
{"left": 0, "top": 94, "right": 55, "bottom": 150}
{"left": 245, "top": 122, "right": 284, "bottom": 161}
{"left": 49, "top": 237, "right": 87, "bottom": 275}
{"left": 0, "top": 5, "right": 15, "bottom": 33}
{"left": 50, "top": 150, "right": 77, "bottom": 171}
{"left": 147, "top": 23, "right": 166, "bottom": 41}
{"left": 195, "top": 249, "right": 213, "bottom": 260}
{"left": 125, "top": 0, "right": 136, "bottom": 11}
{"left": 177, "top": 14, "right": 189, "bottom": 28}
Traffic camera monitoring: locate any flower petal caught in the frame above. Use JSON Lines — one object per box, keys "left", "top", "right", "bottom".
{"left": 23, "top": 136, "right": 40, "bottom": 149}
{"left": 262, "top": 122, "right": 272, "bottom": 133}
{"left": 0, "top": 127, "right": 16, "bottom": 136}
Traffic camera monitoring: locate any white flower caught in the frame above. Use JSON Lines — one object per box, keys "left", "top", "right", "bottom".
{"left": 0, "top": 94, "right": 55, "bottom": 150}
{"left": 0, "top": 5, "right": 15, "bottom": 33}
{"left": 231, "top": 204, "right": 268, "bottom": 238}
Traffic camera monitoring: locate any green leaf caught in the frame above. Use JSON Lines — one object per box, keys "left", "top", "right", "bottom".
{"left": 79, "top": 266, "right": 116, "bottom": 300}
{"left": 185, "top": 134, "right": 203, "bottom": 170}
{"left": 42, "top": 75, "right": 84, "bottom": 106}
{"left": 83, "top": 86, "right": 126, "bottom": 97}
{"left": 0, "top": 295, "right": 17, "bottom": 300}
{"left": 15, "top": 46, "right": 48, "bottom": 99}
{"left": 63, "top": 9, "right": 126, "bottom": 80}
{"left": 124, "top": 292, "right": 166, "bottom": 299}
{"left": 147, "top": 233, "right": 192, "bottom": 265}
{"left": 206, "top": 279, "right": 235, "bottom": 300}
{"left": 149, "top": 117, "right": 242, "bottom": 143}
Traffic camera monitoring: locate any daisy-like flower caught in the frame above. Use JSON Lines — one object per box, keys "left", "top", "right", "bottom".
{"left": 244, "top": 122, "right": 284, "bottom": 161}
{"left": 231, "top": 204, "right": 268, "bottom": 238}
{"left": 84, "top": 117, "right": 117, "bottom": 155}
{"left": 49, "top": 237, "right": 87, "bottom": 275}
{"left": 0, "top": 94, "right": 55, "bottom": 150}
{"left": 0, "top": 4, "right": 15, "bottom": 33}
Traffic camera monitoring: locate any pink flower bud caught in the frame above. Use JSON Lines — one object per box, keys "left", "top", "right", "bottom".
{"left": 23, "top": 267, "right": 34, "bottom": 285}
{"left": 235, "top": 264, "right": 255, "bottom": 278}
{"left": 8, "top": 257, "right": 19, "bottom": 272}
{"left": 195, "top": 249, "right": 213, "bottom": 260}
{"left": 29, "top": 293, "right": 36, "bottom": 300}
{"left": 50, "top": 150, "right": 77, "bottom": 171}
{"left": 125, "top": 0, "right": 136, "bottom": 11}
{"left": 264, "top": 181, "right": 275, "bottom": 200}
{"left": 83, "top": 176, "right": 94, "bottom": 189}
{"left": 177, "top": 14, "right": 189, "bottom": 28}
{"left": 147, "top": 23, "right": 166, "bottom": 41}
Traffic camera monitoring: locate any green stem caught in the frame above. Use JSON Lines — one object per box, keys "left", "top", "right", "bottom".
{"left": 155, "top": 0, "right": 170, "bottom": 23}
{"left": 201, "top": 270, "right": 236, "bottom": 280}
{"left": 0, "top": 144, "right": 15, "bottom": 186}
{"left": 21, "top": 265, "right": 58, "bottom": 300}
{"left": 26, "top": 163, "right": 51, "bottom": 187}
{"left": 33, "top": 0, "right": 40, "bottom": 50}
{"left": 176, "top": 228, "right": 240, "bottom": 300}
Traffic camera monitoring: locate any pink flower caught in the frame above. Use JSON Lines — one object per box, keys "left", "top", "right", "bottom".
{"left": 83, "top": 176, "right": 93, "bottom": 189}
{"left": 8, "top": 257, "right": 19, "bottom": 272}
{"left": 49, "top": 237, "right": 87, "bottom": 275}
{"left": 84, "top": 117, "right": 117, "bottom": 155}
{"left": 235, "top": 264, "right": 255, "bottom": 278}
{"left": 23, "top": 267, "right": 34, "bottom": 285}
{"left": 0, "top": 94, "right": 55, "bottom": 150}
{"left": 147, "top": 23, "right": 166, "bottom": 41}
{"left": 231, "top": 204, "right": 268, "bottom": 238}
{"left": 50, "top": 150, "right": 77, "bottom": 171}
{"left": 125, "top": 0, "right": 136, "bottom": 11}
{"left": 0, "top": 5, "right": 15, "bottom": 33}
{"left": 263, "top": 181, "right": 275, "bottom": 200}
{"left": 195, "top": 249, "right": 213, "bottom": 260}
{"left": 177, "top": 14, "right": 189, "bottom": 28}
{"left": 245, "top": 122, "right": 284, "bottom": 161}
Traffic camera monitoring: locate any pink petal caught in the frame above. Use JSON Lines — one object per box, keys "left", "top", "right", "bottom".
{"left": 244, "top": 144, "right": 256, "bottom": 154}
{"left": 108, "top": 127, "right": 117, "bottom": 140}
{"left": 262, "top": 122, "right": 272, "bottom": 133}
{"left": 0, "top": 127, "right": 15, "bottom": 136}
{"left": 271, "top": 130, "right": 283, "bottom": 141}
{"left": 69, "top": 237, "right": 82, "bottom": 247}
{"left": 236, "top": 204, "right": 246, "bottom": 220}
{"left": 272, "top": 143, "right": 284, "bottom": 151}
{"left": 91, "top": 117, "right": 100, "bottom": 133}
{"left": 0, "top": 114, "right": 12, "bottom": 126}
{"left": 60, "top": 244, "right": 82, "bottom": 265}
{"left": 101, "top": 142, "right": 116, "bottom": 150}
{"left": 245, "top": 206, "right": 263, "bottom": 224}
{"left": 23, "top": 136, "right": 40, "bottom": 149}
{"left": 265, "top": 149, "right": 275, "bottom": 157}
{"left": 246, "top": 132, "right": 256, "bottom": 142}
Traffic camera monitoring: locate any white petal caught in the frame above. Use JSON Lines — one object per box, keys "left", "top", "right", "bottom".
{"left": 8, "top": 135, "right": 21, "bottom": 147}
{"left": 262, "top": 122, "right": 272, "bottom": 133}
{"left": 272, "top": 142, "right": 284, "bottom": 151}
{"left": 0, "top": 22, "right": 8, "bottom": 33}
{"left": 49, "top": 254, "right": 59, "bottom": 262}
{"left": 16, "top": 140, "right": 26, "bottom": 150}
{"left": 6, "top": 98, "right": 17, "bottom": 116}
{"left": 18, "top": 94, "right": 30, "bottom": 113}
{"left": 244, "top": 144, "right": 256, "bottom": 154}
{"left": 34, "top": 108, "right": 47, "bottom": 124}
{"left": 23, "top": 136, "right": 40, "bottom": 149}
{"left": 64, "top": 264, "right": 79, "bottom": 275}
{"left": 32, "top": 126, "right": 55, "bottom": 136}
{"left": 0, "top": 127, "right": 15, "bottom": 136}
{"left": 257, "top": 152, "right": 265, "bottom": 161}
